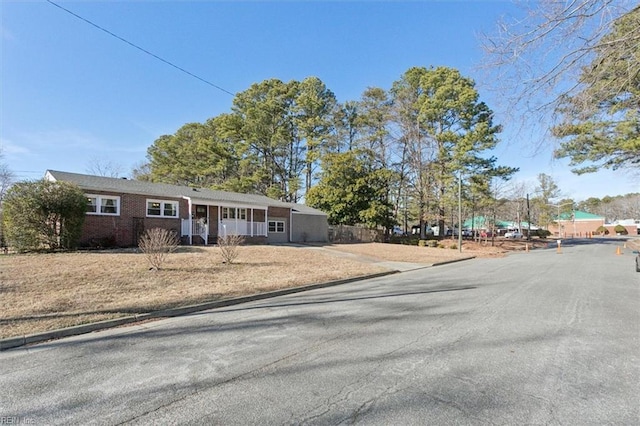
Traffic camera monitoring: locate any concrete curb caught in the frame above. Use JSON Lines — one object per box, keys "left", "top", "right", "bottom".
{"left": 1, "top": 270, "right": 398, "bottom": 351}
{"left": 432, "top": 256, "right": 476, "bottom": 266}
{"left": 1, "top": 254, "right": 482, "bottom": 351}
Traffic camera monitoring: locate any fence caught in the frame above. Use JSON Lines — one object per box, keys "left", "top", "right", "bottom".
{"left": 328, "top": 225, "right": 383, "bottom": 243}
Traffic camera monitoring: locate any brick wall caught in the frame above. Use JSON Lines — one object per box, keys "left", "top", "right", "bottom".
{"left": 548, "top": 220, "right": 637, "bottom": 237}
{"left": 268, "top": 206, "right": 290, "bottom": 219}
{"left": 548, "top": 219, "right": 605, "bottom": 238}
{"left": 79, "top": 193, "right": 298, "bottom": 247}
{"left": 603, "top": 225, "right": 638, "bottom": 236}
{"left": 266, "top": 206, "right": 291, "bottom": 243}
{"left": 80, "top": 191, "right": 187, "bottom": 247}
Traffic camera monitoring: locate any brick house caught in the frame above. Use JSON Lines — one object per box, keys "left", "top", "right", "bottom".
{"left": 547, "top": 210, "right": 606, "bottom": 238}
{"left": 46, "top": 170, "right": 328, "bottom": 247}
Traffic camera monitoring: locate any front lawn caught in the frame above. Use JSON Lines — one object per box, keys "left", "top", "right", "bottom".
{"left": 1, "top": 245, "right": 388, "bottom": 339}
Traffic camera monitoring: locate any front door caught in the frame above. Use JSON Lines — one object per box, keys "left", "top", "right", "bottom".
{"left": 195, "top": 205, "right": 208, "bottom": 222}
{"left": 194, "top": 205, "right": 209, "bottom": 244}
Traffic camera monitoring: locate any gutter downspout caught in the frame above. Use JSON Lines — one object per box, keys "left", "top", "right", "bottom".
{"left": 289, "top": 209, "right": 293, "bottom": 243}
{"left": 185, "top": 197, "right": 193, "bottom": 245}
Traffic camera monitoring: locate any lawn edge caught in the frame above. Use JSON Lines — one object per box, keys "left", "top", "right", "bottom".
{"left": 1, "top": 270, "right": 398, "bottom": 351}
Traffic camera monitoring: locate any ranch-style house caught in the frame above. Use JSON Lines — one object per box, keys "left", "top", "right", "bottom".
{"left": 46, "top": 170, "right": 329, "bottom": 247}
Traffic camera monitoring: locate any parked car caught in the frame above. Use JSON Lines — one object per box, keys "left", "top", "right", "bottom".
{"left": 411, "top": 225, "right": 434, "bottom": 236}
{"left": 462, "top": 229, "right": 474, "bottom": 238}
{"left": 504, "top": 230, "right": 524, "bottom": 239}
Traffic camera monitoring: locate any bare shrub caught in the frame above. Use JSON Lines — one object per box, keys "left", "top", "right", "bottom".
{"left": 138, "top": 228, "right": 179, "bottom": 270}
{"left": 217, "top": 234, "right": 244, "bottom": 264}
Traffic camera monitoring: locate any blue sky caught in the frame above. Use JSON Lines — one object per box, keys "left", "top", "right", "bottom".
{"left": 2, "top": 0, "right": 638, "bottom": 201}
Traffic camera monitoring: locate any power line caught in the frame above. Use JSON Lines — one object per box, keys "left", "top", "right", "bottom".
{"left": 45, "top": 0, "right": 236, "bottom": 97}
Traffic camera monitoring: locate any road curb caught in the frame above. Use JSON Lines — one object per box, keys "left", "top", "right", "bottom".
{"left": 0, "top": 270, "right": 398, "bottom": 351}
{"left": 432, "top": 256, "right": 476, "bottom": 266}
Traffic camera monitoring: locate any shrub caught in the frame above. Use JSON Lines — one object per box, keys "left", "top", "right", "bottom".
{"left": 614, "top": 224, "right": 628, "bottom": 235}
{"left": 450, "top": 244, "right": 457, "bottom": 250}
{"left": 87, "top": 236, "right": 117, "bottom": 249}
{"left": 138, "top": 228, "right": 179, "bottom": 270}
{"left": 2, "top": 179, "right": 87, "bottom": 252}
{"left": 595, "top": 225, "right": 609, "bottom": 235}
{"left": 418, "top": 239, "right": 428, "bottom": 247}
{"left": 535, "top": 229, "right": 551, "bottom": 238}
{"left": 218, "top": 234, "right": 245, "bottom": 264}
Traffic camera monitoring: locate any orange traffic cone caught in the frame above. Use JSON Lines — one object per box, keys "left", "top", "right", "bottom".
{"left": 616, "top": 246, "right": 622, "bottom": 255}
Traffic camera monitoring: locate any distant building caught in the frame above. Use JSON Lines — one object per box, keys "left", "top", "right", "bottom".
{"left": 610, "top": 219, "right": 640, "bottom": 235}
{"left": 548, "top": 210, "right": 605, "bottom": 237}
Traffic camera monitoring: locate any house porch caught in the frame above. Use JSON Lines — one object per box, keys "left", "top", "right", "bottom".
{"left": 180, "top": 203, "right": 268, "bottom": 245}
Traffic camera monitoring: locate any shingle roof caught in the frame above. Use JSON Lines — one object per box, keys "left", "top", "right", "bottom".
{"left": 46, "top": 170, "right": 326, "bottom": 216}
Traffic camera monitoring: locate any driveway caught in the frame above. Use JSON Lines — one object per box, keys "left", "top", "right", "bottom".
{"left": 1, "top": 238, "right": 638, "bottom": 424}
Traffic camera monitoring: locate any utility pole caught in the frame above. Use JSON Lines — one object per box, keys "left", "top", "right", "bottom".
{"left": 458, "top": 171, "right": 462, "bottom": 252}
{"left": 527, "top": 193, "right": 531, "bottom": 241}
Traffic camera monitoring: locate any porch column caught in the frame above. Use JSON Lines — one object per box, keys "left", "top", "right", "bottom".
{"left": 188, "top": 198, "right": 193, "bottom": 245}
{"left": 250, "top": 208, "right": 254, "bottom": 237}
{"left": 204, "top": 205, "right": 209, "bottom": 246}
{"left": 264, "top": 209, "right": 268, "bottom": 237}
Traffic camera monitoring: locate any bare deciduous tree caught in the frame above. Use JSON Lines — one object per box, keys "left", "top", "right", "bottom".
{"left": 1, "top": 151, "right": 15, "bottom": 250}
{"left": 217, "top": 234, "right": 244, "bottom": 264}
{"left": 86, "top": 157, "right": 124, "bottom": 178}
{"left": 131, "top": 161, "right": 152, "bottom": 181}
{"left": 480, "top": 0, "right": 637, "bottom": 147}
{"left": 0, "top": 149, "right": 14, "bottom": 201}
{"left": 0, "top": 164, "right": 13, "bottom": 202}
{"left": 138, "top": 228, "right": 179, "bottom": 270}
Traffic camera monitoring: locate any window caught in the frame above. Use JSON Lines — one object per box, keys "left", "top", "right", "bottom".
{"left": 147, "top": 202, "right": 161, "bottom": 216}
{"left": 222, "top": 207, "right": 247, "bottom": 220}
{"left": 86, "top": 195, "right": 120, "bottom": 216}
{"left": 268, "top": 220, "right": 285, "bottom": 233}
{"left": 163, "top": 203, "right": 177, "bottom": 217}
{"left": 147, "top": 200, "right": 179, "bottom": 218}
{"left": 101, "top": 198, "right": 118, "bottom": 214}
{"left": 222, "top": 207, "right": 236, "bottom": 220}
{"left": 86, "top": 197, "right": 97, "bottom": 213}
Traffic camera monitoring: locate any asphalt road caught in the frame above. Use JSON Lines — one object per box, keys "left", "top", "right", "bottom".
{"left": 1, "top": 238, "right": 639, "bottom": 425}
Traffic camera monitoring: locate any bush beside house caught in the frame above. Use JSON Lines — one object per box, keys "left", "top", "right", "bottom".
{"left": 2, "top": 179, "right": 86, "bottom": 251}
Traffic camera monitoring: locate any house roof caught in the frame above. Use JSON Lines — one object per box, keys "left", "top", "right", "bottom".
{"left": 462, "top": 216, "right": 536, "bottom": 229}
{"left": 556, "top": 210, "right": 604, "bottom": 221}
{"left": 46, "top": 170, "right": 327, "bottom": 216}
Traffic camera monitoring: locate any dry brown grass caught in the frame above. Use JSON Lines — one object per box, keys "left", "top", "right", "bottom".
{"left": 1, "top": 246, "right": 388, "bottom": 339}
{"left": 328, "top": 238, "right": 550, "bottom": 261}
{"left": 0, "top": 240, "right": 547, "bottom": 339}
{"left": 328, "top": 241, "right": 499, "bottom": 261}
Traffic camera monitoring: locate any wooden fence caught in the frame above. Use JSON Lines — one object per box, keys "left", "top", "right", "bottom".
{"left": 328, "top": 225, "right": 383, "bottom": 243}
